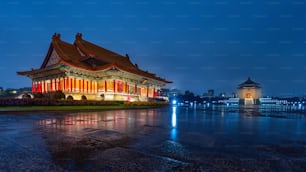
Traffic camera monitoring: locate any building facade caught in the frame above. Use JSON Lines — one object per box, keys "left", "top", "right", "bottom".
{"left": 237, "top": 77, "right": 262, "bottom": 105}
{"left": 17, "top": 33, "right": 171, "bottom": 101}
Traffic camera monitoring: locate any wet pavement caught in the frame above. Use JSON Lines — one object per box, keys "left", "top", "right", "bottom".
{"left": 0, "top": 105, "right": 306, "bottom": 171}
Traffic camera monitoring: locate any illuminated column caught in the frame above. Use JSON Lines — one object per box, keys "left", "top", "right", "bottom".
{"left": 134, "top": 84, "right": 137, "bottom": 94}
{"left": 39, "top": 82, "right": 42, "bottom": 93}
{"left": 153, "top": 88, "right": 155, "bottom": 98}
{"left": 75, "top": 79, "right": 78, "bottom": 92}
{"left": 83, "top": 79, "right": 86, "bottom": 93}
{"left": 59, "top": 78, "right": 62, "bottom": 91}
{"left": 40, "top": 81, "right": 43, "bottom": 93}
{"left": 96, "top": 81, "right": 98, "bottom": 93}
{"left": 53, "top": 79, "right": 56, "bottom": 92}
{"left": 71, "top": 78, "right": 73, "bottom": 92}
{"left": 68, "top": 77, "right": 70, "bottom": 92}
{"left": 36, "top": 82, "right": 38, "bottom": 93}
{"left": 66, "top": 77, "right": 69, "bottom": 91}
{"left": 44, "top": 80, "right": 47, "bottom": 93}
{"left": 62, "top": 78, "right": 64, "bottom": 91}
{"left": 44, "top": 80, "right": 46, "bottom": 93}
{"left": 31, "top": 82, "right": 34, "bottom": 93}
{"left": 36, "top": 82, "right": 40, "bottom": 93}
{"left": 63, "top": 77, "right": 66, "bottom": 91}
{"left": 45, "top": 80, "right": 50, "bottom": 93}
{"left": 52, "top": 79, "right": 55, "bottom": 91}
{"left": 68, "top": 77, "right": 71, "bottom": 92}
{"left": 58, "top": 78, "right": 60, "bottom": 91}
{"left": 92, "top": 81, "right": 95, "bottom": 93}
{"left": 89, "top": 80, "right": 92, "bottom": 93}
{"left": 125, "top": 82, "right": 127, "bottom": 93}
{"left": 80, "top": 79, "right": 82, "bottom": 93}
{"left": 50, "top": 79, "right": 52, "bottom": 92}
{"left": 60, "top": 78, "right": 63, "bottom": 91}
{"left": 147, "top": 86, "right": 149, "bottom": 97}
{"left": 93, "top": 81, "right": 95, "bottom": 93}
{"left": 91, "top": 80, "right": 94, "bottom": 93}
{"left": 82, "top": 79, "right": 84, "bottom": 93}
{"left": 70, "top": 78, "right": 73, "bottom": 92}
{"left": 95, "top": 81, "right": 98, "bottom": 93}
{"left": 72, "top": 78, "right": 75, "bottom": 92}
{"left": 105, "top": 80, "right": 107, "bottom": 92}
{"left": 86, "top": 80, "right": 89, "bottom": 93}
{"left": 58, "top": 78, "right": 61, "bottom": 91}
{"left": 72, "top": 78, "right": 74, "bottom": 92}
{"left": 79, "top": 79, "right": 81, "bottom": 93}
{"left": 41, "top": 81, "right": 44, "bottom": 93}
{"left": 63, "top": 78, "right": 66, "bottom": 91}
{"left": 53, "top": 79, "right": 55, "bottom": 91}
{"left": 33, "top": 82, "right": 36, "bottom": 93}
{"left": 67, "top": 77, "right": 69, "bottom": 91}
{"left": 83, "top": 79, "right": 85, "bottom": 93}
{"left": 113, "top": 80, "right": 116, "bottom": 93}
{"left": 36, "top": 82, "right": 39, "bottom": 93}
{"left": 87, "top": 80, "right": 92, "bottom": 93}
{"left": 74, "top": 78, "right": 76, "bottom": 92}
{"left": 82, "top": 79, "right": 85, "bottom": 93}
{"left": 92, "top": 80, "right": 94, "bottom": 93}
{"left": 93, "top": 80, "right": 95, "bottom": 93}
{"left": 54, "top": 79, "right": 56, "bottom": 91}
{"left": 90, "top": 80, "right": 91, "bottom": 93}
{"left": 55, "top": 78, "right": 58, "bottom": 91}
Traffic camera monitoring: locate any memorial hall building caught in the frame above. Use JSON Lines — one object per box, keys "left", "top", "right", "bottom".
{"left": 17, "top": 33, "right": 171, "bottom": 101}
{"left": 237, "top": 77, "right": 262, "bottom": 105}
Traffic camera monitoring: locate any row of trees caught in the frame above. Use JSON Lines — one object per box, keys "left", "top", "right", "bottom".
{"left": 33, "top": 91, "right": 66, "bottom": 100}
{"left": 0, "top": 87, "right": 31, "bottom": 98}
{"left": 175, "top": 90, "right": 306, "bottom": 104}
{"left": 0, "top": 86, "right": 67, "bottom": 100}
{"left": 175, "top": 90, "right": 228, "bottom": 103}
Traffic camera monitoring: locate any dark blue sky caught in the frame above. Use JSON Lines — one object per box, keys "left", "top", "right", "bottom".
{"left": 1, "top": 0, "right": 306, "bottom": 96}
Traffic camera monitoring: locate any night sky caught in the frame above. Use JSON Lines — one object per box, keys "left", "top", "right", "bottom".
{"left": 1, "top": 0, "right": 306, "bottom": 96}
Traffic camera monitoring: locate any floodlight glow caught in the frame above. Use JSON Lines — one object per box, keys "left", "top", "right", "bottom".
{"left": 172, "top": 99, "right": 177, "bottom": 105}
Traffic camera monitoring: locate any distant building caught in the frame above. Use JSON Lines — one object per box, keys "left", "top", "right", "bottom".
{"left": 17, "top": 33, "right": 171, "bottom": 101}
{"left": 159, "top": 88, "right": 181, "bottom": 100}
{"left": 237, "top": 77, "right": 262, "bottom": 105}
{"left": 219, "top": 92, "right": 226, "bottom": 98}
{"left": 208, "top": 89, "right": 214, "bottom": 97}
{"left": 202, "top": 89, "right": 214, "bottom": 98}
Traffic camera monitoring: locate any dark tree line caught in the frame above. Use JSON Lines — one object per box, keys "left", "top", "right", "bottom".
{"left": 175, "top": 90, "right": 226, "bottom": 104}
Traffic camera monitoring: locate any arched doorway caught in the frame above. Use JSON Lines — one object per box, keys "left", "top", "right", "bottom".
{"left": 67, "top": 95, "right": 74, "bottom": 100}
{"left": 81, "top": 95, "right": 87, "bottom": 100}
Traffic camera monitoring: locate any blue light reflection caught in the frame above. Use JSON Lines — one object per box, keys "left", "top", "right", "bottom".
{"left": 172, "top": 106, "right": 177, "bottom": 128}
{"left": 170, "top": 106, "right": 177, "bottom": 140}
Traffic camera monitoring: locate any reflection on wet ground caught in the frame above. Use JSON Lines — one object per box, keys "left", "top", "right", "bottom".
{"left": 0, "top": 106, "right": 306, "bottom": 171}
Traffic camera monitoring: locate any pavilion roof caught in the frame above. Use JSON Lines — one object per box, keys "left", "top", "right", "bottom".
{"left": 237, "top": 77, "right": 261, "bottom": 89}
{"left": 18, "top": 33, "right": 171, "bottom": 83}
